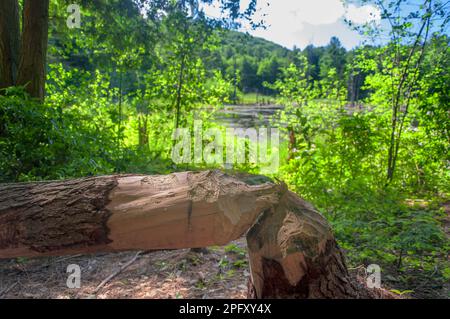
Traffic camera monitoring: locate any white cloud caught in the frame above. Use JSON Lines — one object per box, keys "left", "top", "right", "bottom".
{"left": 242, "top": 0, "right": 345, "bottom": 27}
{"left": 202, "top": 2, "right": 223, "bottom": 19}
{"left": 345, "top": 4, "right": 381, "bottom": 24}
{"left": 203, "top": 0, "right": 382, "bottom": 49}
{"left": 203, "top": 0, "right": 346, "bottom": 25}
{"left": 292, "top": 0, "right": 346, "bottom": 25}
{"left": 291, "top": 21, "right": 363, "bottom": 48}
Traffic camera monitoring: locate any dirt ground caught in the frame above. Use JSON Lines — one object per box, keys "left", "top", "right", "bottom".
{"left": 0, "top": 236, "right": 447, "bottom": 299}
{"left": 0, "top": 239, "right": 250, "bottom": 299}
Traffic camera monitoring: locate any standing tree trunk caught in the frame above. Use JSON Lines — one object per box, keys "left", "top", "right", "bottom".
{"left": 0, "top": 0, "right": 20, "bottom": 90}
{"left": 0, "top": 170, "right": 389, "bottom": 298}
{"left": 15, "top": 0, "right": 50, "bottom": 100}
{"left": 287, "top": 127, "right": 296, "bottom": 161}
{"left": 174, "top": 55, "right": 185, "bottom": 130}
{"left": 138, "top": 114, "right": 149, "bottom": 147}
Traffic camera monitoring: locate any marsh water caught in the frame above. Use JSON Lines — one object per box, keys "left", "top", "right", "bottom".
{"left": 214, "top": 104, "right": 283, "bottom": 128}
{"left": 212, "top": 103, "right": 285, "bottom": 142}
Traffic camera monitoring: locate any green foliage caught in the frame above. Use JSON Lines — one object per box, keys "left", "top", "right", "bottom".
{"left": 214, "top": 30, "right": 291, "bottom": 94}
{"left": 224, "top": 243, "right": 246, "bottom": 256}
{"left": 273, "top": 31, "right": 449, "bottom": 292}
{"left": 0, "top": 82, "right": 119, "bottom": 181}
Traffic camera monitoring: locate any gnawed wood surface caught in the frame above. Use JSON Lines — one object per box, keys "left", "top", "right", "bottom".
{"left": 246, "top": 190, "right": 379, "bottom": 298}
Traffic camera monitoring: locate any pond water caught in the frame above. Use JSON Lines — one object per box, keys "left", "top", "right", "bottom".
{"left": 214, "top": 104, "right": 284, "bottom": 129}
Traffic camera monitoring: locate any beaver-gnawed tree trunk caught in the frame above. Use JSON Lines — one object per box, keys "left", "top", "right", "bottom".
{"left": 246, "top": 189, "right": 381, "bottom": 299}
{"left": 0, "top": 171, "right": 280, "bottom": 258}
{"left": 0, "top": 170, "right": 385, "bottom": 298}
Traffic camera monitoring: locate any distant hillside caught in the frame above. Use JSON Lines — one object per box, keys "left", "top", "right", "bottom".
{"left": 208, "top": 30, "right": 294, "bottom": 95}
{"left": 212, "top": 31, "right": 362, "bottom": 102}
{"left": 219, "top": 30, "right": 291, "bottom": 60}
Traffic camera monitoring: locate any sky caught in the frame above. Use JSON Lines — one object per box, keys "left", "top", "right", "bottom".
{"left": 203, "top": 0, "right": 382, "bottom": 49}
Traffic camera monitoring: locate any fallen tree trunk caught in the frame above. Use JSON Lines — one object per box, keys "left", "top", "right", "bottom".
{"left": 0, "top": 171, "right": 280, "bottom": 258}
{"left": 0, "top": 170, "right": 385, "bottom": 298}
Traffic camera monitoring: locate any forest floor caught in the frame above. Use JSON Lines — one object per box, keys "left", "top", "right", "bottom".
{"left": 0, "top": 239, "right": 250, "bottom": 299}
{"left": 0, "top": 236, "right": 447, "bottom": 299}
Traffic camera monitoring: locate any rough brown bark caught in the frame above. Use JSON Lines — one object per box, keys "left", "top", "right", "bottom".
{"left": 0, "top": 0, "right": 20, "bottom": 90}
{"left": 0, "top": 171, "right": 279, "bottom": 259}
{"left": 0, "top": 176, "right": 118, "bottom": 257}
{"left": 16, "top": 0, "right": 49, "bottom": 100}
{"left": 0, "top": 170, "right": 386, "bottom": 298}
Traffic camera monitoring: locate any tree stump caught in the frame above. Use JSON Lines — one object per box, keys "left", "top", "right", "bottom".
{"left": 246, "top": 188, "right": 378, "bottom": 298}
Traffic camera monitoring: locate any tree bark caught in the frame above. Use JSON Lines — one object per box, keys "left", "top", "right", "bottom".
{"left": 16, "top": 0, "right": 49, "bottom": 100}
{"left": 246, "top": 189, "right": 374, "bottom": 298}
{"left": 0, "top": 0, "right": 20, "bottom": 90}
{"left": 0, "top": 171, "right": 279, "bottom": 259}
{"left": 138, "top": 114, "right": 149, "bottom": 147}
{"left": 0, "top": 170, "right": 387, "bottom": 298}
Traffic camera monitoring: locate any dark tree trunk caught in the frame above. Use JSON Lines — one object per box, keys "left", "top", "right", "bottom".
{"left": 0, "top": 0, "right": 20, "bottom": 90}
{"left": 287, "top": 128, "right": 296, "bottom": 160}
{"left": 138, "top": 114, "right": 149, "bottom": 147}
{"left": 16, "top": 0, "right": 49, "bottom": 100}
{"left": 174, "top": 56, "right": 185, "bottom": 130}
